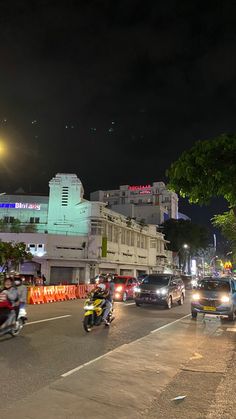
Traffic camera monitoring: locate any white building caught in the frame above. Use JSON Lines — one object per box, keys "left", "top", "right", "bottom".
{"left": 0, "top": 174, "right": 169, "bottom": 283}
{"left": 90, "top": 182, "right": 179, "bottom": 224}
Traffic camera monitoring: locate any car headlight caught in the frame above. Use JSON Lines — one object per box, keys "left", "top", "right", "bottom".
{"left": 192, "top": 293, "right": 200, "bottom": 301}
{"left": 221, "top": 295, "right": 230, "bottom": 303}
{"left": 134, "top": 287, "right": 141, "bottom": 293}
{"left": 161, "top": 288, "right": 168, "bottom": 295}
{"left": 116, "top": 286, "right": 123, "bottom": 292}
{"left": 156, "top": 289, "right": 160, "bottom": 294}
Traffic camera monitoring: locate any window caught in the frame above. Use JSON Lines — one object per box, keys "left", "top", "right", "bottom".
{"left": 30, "top": 217, "right": 40, "bottom": 224}
{"left": 127, "top": 279, "right": 133, "bottom": 285}
{"left": 9, "top": 217, "right": 14, "bottom": 223}
{"left": 113, "top": 226, "right": 119, "bottom": 243}
{"left": 4, "top": 216, "right": 9, "bottom": 223}
{"left": 143, "top": 275, "right": 170, "bottom": 286}
{"left": 121, "top": 228, "right": 126, "bottom": 245}
{"left": 108, "top": 224, "right": 113, "bottom": 241}
{"left": 126, "top": 230, "right": 131, "bottom": 246}
{"left": 27, "top": 243, "right": 36, "bottom": 252}
{"left": 137, "top": 234, "right": 140, "bottom": 248}
{"left": 91, "top": 220, "right": 102, "bottom": 235}
{"left": 61, "top": 187, "right": 69, "bottom": 206}
{"left": 150, "top": 239, "right": 156, "bottom": 248}
{"left": 131, "top": 232, "right": 134, "bottom": 246}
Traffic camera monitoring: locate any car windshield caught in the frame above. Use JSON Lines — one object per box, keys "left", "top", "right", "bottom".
{"left": 113, "top": 277, "right": 127, "bottom": 284}
{"left": 142, "top": 275, "right": 170, "bottom": 286}
{"left": 198, "top": 280, "right": 230, "bottom": 292}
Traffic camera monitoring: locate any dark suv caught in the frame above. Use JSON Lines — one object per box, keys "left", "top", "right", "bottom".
{"left": 191, "top": 277, "right": 236, "bottom": 320}
{"left": 134, "top": 274, "right": 185, "bottom": 309}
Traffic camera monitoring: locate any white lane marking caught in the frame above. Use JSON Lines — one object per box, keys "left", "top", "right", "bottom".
{"left": 124, "top": 302, "right": 135, "bottom": 306}
{"left": 150, "top": 314, "right": 191, "bottom": 333}
{"left": 61, "top": 313, "right": 191, "bottom": 378}
{"left": 61, "top": 343, "right": 128, "bottom": 378}
{"left": 26, "top": 315, "right": 72, "bottom": 326}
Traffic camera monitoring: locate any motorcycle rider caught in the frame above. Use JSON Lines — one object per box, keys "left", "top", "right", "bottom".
{"left": 0, "top": 278, "right": 19, "bottom": 327}
{"left": 92, "top": 283, "right": 112, "bottom": 326}
{"left": 14, "top": 276, "right": 27, "bottom": 308}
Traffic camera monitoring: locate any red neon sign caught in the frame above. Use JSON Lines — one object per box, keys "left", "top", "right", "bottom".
{"left": 128, "top": 185, "right": 151, "bottom": 191}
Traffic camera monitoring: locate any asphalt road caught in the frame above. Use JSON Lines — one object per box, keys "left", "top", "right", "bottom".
{"left": 0, "top": 291, "right": 229, "bottom": 411}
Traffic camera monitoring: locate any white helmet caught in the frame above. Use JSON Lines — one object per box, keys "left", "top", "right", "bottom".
{"left": 97, "top": 283, "right": 106, "bottom": 291}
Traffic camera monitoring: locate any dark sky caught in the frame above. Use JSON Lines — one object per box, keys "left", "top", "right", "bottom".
{"left": 0, "top": 0, "right": 234, "bottom": 226}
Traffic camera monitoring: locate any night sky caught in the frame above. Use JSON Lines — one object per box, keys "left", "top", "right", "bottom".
{"left": 0, "top": 1, "right": 234, "bottom": 226}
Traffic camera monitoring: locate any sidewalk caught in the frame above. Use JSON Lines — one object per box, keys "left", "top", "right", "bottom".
{"left": 1, "top": 316, "right": 235, "bottom": 419}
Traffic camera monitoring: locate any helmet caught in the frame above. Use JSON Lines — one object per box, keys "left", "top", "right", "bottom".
{"left": 97, "top": 283, "right": 106, "bottom": 291}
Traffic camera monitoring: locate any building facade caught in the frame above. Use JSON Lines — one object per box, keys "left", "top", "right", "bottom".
{"left": 90, "top": 182, "right": 179, "bottom": 223}
{"left": 0, "top": 174, "right": 170, "bottom": 283}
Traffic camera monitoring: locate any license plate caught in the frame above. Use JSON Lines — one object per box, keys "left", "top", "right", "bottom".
{"left": 203, "top": 306, "right": 216, "bottom": 311}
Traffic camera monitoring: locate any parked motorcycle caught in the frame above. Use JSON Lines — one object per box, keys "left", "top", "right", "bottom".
{"left": 0, "top": 306, "right": 27, "bottom": 338}
{"left": 83, "top": 297, "right": 113, "bottom": 332}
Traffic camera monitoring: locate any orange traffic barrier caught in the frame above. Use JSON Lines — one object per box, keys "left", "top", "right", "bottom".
{"left": 27, "top": 284, "right": 97, "bottom": 304}
{"left": 28, "top": 286, "right": 44, "bottom": 304}
{"left": 65, "top": 285, "right": 77, "bottom": 300}
{"left": 77, "top": 285, "right": 87, "bottom": 298}
{"left": 44, "top": 286, "right": 56, "bottom": 303}
{"left": 54, "top": 285, "right": 66, "bottom": 301}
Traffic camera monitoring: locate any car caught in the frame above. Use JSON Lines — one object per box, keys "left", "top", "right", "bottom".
{"left": 191, "top": 276, "right": 236, "bottom": 321}
{"left": 113, "top": 276, "right": 139, "bottom": 302}
{"left": 134, "top": 274, "right": 185, "bottom": 308}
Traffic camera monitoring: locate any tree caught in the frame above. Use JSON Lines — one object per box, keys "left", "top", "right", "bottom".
{"left": 167, "top": 135, "right": 236, "bottom": 214}
{"left": 212, "top": 211, "right": 236, "bottom": 262}
{"left": 162, "top": 219, "right": 210, "bottom": 253}
{"left": 24, "top": 224, "right": 37, "bottom": 233}
{"left": 10, "top": 219, "right": 22, "bottom": 233}
{"left": 0, "top": 241, "right": 32, "bottom": 274}
{"left": 162, "top": 219, "right": 210, "bottom": 272}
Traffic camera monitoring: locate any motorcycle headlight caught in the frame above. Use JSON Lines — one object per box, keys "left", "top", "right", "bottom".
{"left": 192, "top": 293, "right": 200, "bottom": 301}
{"left": 221, "top": 295, "right": 230, "bottom": 303}
{"left": 134, "top": 287, "right": 141, "bottom": 293}
{"left": 84, "top": 305, "right": 95, "bottom": 310}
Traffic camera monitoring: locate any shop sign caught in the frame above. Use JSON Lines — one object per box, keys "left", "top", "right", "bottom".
{"left": 0, "top": 202, "right": 41, "bottom": 210}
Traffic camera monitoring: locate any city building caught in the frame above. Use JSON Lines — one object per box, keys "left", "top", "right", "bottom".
{"left": 0, "top": 174, "right": 169, "bottom": 283}
{"left": 90, "top": 182, "right": 178, "bottom": 225}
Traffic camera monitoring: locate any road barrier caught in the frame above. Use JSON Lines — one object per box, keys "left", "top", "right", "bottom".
{"left": 27, "top": 284, "right": 95, "bottom": 304}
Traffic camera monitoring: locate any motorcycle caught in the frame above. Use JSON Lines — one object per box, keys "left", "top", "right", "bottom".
{"left": 83, "top": 296, "right": 114, "bottom": 332}
{"left": 0, "top": 306, "right": 27, "bottom": 338}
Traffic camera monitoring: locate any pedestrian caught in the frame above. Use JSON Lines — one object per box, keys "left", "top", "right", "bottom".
{"left": 42, "top": 274, "right": 47, "bottom": 285}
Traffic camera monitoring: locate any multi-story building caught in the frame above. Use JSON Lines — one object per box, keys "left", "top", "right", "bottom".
{"left": 90, "top": 182, "right": 178, "bottom": 224}
{"left": 0, "top": 174, "right": 169, "bottom": 283}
